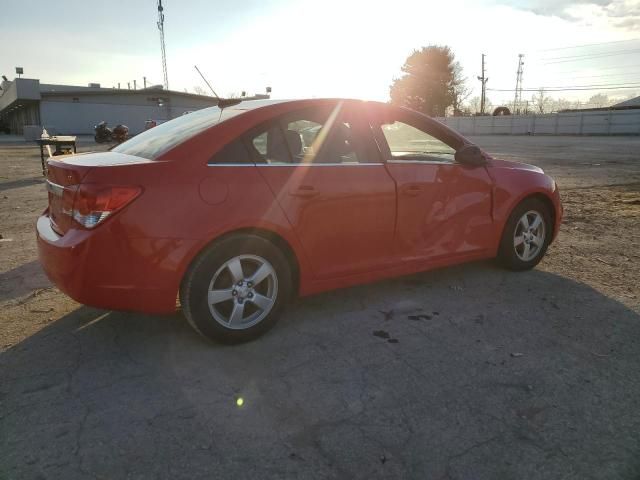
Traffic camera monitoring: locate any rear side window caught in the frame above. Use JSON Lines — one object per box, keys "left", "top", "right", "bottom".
{"left": 112, "top": 106, "right": 244, "bottom": 160}
{"left": 208, "top": 140, "right": 252, "bottom": 165}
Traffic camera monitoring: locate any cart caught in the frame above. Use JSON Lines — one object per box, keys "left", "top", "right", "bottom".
{"left": 35, "top": 136, "right": 77, "bottom": 175}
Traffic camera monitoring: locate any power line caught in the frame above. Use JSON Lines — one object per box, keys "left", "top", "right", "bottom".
{"left": 543, "top": 49, "right": 640, "bottom": 64}
{"left": 542, "top": 81, "right": 640, "bottom": 88}
{"left": 542, "top": 47, "right": 640, "bottom": 61}
{"left": 489, "top": 85, "right": 640, "bottom": 92}
{"left": 545, "top": 63, "right": 640, "bottom": 74}
{"left": 492, "top": 81, "right": 640, "bottom": 89}
{"left": 566, "top": 71, "right": 640, "bottom": 80}
{"left": 490, "top": 81, "right": 640, "bottom": 90}
{"left": 538, "top": 38, "right": 640, "bottom": 52}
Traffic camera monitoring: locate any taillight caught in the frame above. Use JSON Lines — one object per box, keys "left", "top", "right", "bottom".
{"left": 71, "top": 184, "right": 142, "bottom": 229}
{"left": 61, "top": 185, "right": 78, "bottom": 217}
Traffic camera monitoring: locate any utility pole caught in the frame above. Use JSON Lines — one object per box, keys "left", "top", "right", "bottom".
{"left": 143, "top": 76, "right": 147, "bottom": 88}
{"left": 157, "top": 0, "right": 169, "bottom": 91}
{"left": 477, "top": 54, "right": 488, "bottom": 115}
{"left": 513, "top": 54, "right": 524, "bottom": 114}
{"left": 133, "top": 79, "right": 137, "bottom": 90}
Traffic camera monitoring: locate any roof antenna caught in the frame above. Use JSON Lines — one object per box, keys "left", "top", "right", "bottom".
{"left": 194, "top": 65, "right": 241, "bottom": 109}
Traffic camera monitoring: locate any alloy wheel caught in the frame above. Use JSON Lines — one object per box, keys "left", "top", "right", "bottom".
{"left": 513, "top": 210, "right": 546, "bottom": 262}
{"left": 207, "top": 254, "right": 278, "bottom": 330}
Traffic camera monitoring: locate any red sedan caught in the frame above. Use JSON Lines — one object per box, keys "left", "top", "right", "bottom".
{"left": 37, "top": 99, "right": 562, "bottom": 343}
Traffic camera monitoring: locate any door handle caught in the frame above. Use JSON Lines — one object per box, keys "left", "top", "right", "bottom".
{"left": 401, "top": 184, "right": 423, "bottom": 197}
{"left": 289, "top": 186, "right": 319, "bottom": 198}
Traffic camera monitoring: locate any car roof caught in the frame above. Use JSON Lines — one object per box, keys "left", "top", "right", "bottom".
{"left": 212, "top": 98, "right": 468, "bottom": 151}
{"left": 223, "top": 98, "right": 385, "bottom": 113}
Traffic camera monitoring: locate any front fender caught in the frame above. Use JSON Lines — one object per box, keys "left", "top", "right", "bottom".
{"left": 488, "top": 164, "right": 563, "bottom": 246}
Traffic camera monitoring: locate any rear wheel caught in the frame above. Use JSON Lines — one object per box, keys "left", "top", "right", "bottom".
{"left": 180, "top": 235, "right": 292, "bottom": 343}
{"left": 497, "top": 198, "right": 552, "bottom": 271}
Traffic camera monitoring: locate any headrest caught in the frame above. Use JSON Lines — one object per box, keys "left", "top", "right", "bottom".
{"left": 266, "top": 128, "right": 303, "bottom": 163}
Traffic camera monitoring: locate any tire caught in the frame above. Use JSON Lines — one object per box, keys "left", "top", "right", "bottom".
{"left": 497, "top": 197, "right": 552, "bottom": 271}
{"left": 180, "top": 234, "right": 292, "bottom": 344}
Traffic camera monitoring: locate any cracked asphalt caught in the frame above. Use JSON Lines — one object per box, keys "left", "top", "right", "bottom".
{"left": 1, "top": 135, "right": 640, "bottom": 479}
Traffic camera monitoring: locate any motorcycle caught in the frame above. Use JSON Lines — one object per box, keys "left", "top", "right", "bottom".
{"left": 94, "top": 121, "right": 129, "bottom": 144}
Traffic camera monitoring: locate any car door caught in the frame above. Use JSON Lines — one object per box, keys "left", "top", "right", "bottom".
{"left": 369, "top": 106, "right": 494, "bottom": 262}
{"left": 250, "top": 101, "right": 397, "bottom": 279}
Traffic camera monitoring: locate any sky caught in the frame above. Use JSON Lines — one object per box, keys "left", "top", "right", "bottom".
{"left": 1, "top": 0, "right": 639, "bottom": 107}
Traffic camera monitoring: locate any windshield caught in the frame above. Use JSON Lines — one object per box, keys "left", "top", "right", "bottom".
{"left": 111, "top": 106, "right": 245, "bottom": 159}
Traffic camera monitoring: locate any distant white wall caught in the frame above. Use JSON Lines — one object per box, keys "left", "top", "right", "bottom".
{"left": 436, "top": 110, "right": 640, "bottom": 136}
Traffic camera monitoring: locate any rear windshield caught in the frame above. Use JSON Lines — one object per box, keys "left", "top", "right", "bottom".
{"left": 111, "top": 106, "right": 244, "bottom": 159}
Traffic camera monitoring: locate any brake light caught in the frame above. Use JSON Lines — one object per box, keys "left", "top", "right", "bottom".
{"left": 72, "top": 184, "right": 142, "bottom": 229}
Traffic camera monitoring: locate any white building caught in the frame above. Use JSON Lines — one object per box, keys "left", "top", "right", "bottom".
{"left": 0, "top": 78, "right": 269, "bottom": 136}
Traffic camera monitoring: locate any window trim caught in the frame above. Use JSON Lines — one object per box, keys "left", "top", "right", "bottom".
{"left": 386, "top": 159, "right": 456, "bottom": 166}
{"left": 206, "top": 163, "right": 385, "bottom": 168}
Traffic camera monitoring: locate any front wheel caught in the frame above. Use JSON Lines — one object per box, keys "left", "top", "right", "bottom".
{"left": 180, "top": 235, "right": 292, "bottom": 344}
{"left": 497, "top": 198, "right": 552, "bottom": 271}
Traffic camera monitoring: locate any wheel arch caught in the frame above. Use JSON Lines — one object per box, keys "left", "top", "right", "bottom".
{"left": 523, "top": 192, "right": 556, "bottom": 236}
{"left": 180, "top": 227, "right": 302, "bottom": 299}
{"left": 500, "top": 191, "right": 557, "bottom": 242}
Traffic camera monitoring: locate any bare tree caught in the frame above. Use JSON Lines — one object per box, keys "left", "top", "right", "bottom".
{"left": 552, "top": 98, "right": 572, "bottom": 112}
{"left": 468, "top": 96, "right": 481, "bottom": 113}
{"left": 532, "top": 88, "right": 552, "bottom": 114}
{"left": 193, "top": 85, "right": 211, "bottom": 96}
{"left": 467, "top": 95, "right": 492, "bottom": 115}
{"left": 587, "top": 94, "right": 610, "bottom": 108}
{"left": 484, "top": 97, "right": 494, "bottom": 113}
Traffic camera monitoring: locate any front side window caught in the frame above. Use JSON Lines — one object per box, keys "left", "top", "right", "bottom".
{"left": 381, "top": 120, "right": 455, "bottom": 163}
{"left": 247, "top": 105, "right": 367, "bottom": 164}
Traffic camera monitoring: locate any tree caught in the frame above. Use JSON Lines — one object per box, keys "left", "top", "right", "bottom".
{"left": 467, "top": 95, "right": 492, "bottom": 115}
{"left": 552, "top": 98, "right": 572, "bottom": 112}
{"left": 390, "top": 46, "right": 461, "bottom": 117}
{"left": 193, "top": 85, "right": 211, "bottom": 96}
{"left": 588, "top": 94, "right": 610, "bottom": 108}
{"left": 532, "top": 88, "right": 552, "bottom": 114}
{"left": 468, "top": 96, "right": 481, "bottom": 114}
{"left": 451, "top": 62, "right": 471, "bottom": 116}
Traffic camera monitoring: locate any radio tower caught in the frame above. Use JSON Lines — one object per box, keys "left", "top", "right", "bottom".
{"left": 157, "top": 0, "right": 169, "bottom": 91}
{"left": 513, "top": 54, "right": 524, "bottom": 114}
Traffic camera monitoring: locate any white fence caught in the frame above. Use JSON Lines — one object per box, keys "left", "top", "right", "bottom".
{"left": 436, "top": 109, "right": 640, "bottom": 136}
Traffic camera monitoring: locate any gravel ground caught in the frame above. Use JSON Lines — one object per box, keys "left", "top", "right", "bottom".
{"left": 1, "top": 135, "right": 639, "bottom": 479}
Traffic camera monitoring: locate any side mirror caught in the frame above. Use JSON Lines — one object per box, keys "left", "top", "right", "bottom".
{"left": 455, "top": 144, "right": 486, "bottom": 167}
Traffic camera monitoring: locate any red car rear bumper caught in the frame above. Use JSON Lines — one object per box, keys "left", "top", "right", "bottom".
{"left": 36, "top": 213, "right": 192, "bottom": 314}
